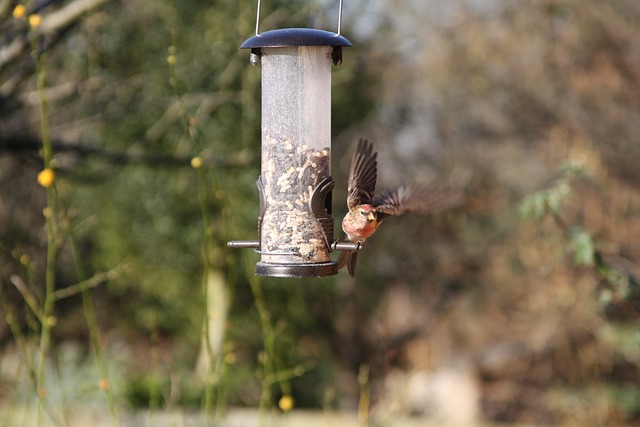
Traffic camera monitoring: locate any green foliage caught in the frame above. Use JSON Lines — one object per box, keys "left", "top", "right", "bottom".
{"left": 125, "top": 374, "right": 171, "bottom": 409}
{"left": 568, "top": 227, "right": 594, "bottom": 267}
{"left": 518, "top": 162, "right": 585, "bottom": 220}
{"left": 518, "top": 162, "right": 599, "bottom": 268}
{"left": 608, "top": 384, "right": 640, "bottom": 421}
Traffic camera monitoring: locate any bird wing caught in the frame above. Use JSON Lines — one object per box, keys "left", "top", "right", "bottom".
{"left": 347, "top": 139, "right": 378, "bottom": 209}
{"left": 373, "top": 185, "right": 464, "bottom": 219}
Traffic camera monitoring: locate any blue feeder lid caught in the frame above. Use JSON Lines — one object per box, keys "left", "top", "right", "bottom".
{"left": 241, "top": 28, "right": 352, "bottom": 49}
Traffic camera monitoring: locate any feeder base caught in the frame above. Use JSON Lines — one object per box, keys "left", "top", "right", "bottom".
{"left": 256, "top": 261, "right": 338, "bottom": 278}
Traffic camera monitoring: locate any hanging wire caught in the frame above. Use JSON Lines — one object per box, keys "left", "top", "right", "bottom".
{"left": 337, "top": 0, "right": 344, "bottom": 35}
{"left": 254, "top": 0, "right": 344, "bottom": 36}
{"left": 255, "top": 0, "right": 262, "bottom": 35}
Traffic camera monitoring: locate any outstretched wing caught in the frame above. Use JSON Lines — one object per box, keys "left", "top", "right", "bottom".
{"left": 373, "top": 185, "right": 464, "bottom": 219}
{"left": 347, "top": 139, "right": 378, "bottom": 209}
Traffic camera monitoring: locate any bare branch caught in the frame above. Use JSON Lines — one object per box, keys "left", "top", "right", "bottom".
{"left": 53, "top": 264, "right": 124, "bottom": 300}
{"left": 10, "top": 274, "right": 43, "bottom": 323}
{"left": 38, "top": 0, "right": 108, "bottom": 35}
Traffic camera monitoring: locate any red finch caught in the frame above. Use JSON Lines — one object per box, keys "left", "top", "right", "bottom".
{"left": 337, "top": 138, "right": 463, "bottom": 278}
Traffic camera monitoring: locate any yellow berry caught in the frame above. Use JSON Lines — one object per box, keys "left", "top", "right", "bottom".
{"left": 99, "top": 379, "right": 110, "bottom": 391}
{"left": 37, "top": 168, "right": 55, "bottom": 187}
{"left": 278, "top": 395, "right": 294, "bottom": 412}
{"left": 191, "top": 156, "right": 203, "bottom": 169}
{"left": 13, "top": 4, "right": 26, "bottom": 18}
{"left": 28, "top": 14, "right": 42, "bottom": 28}
{"left": 167, "top": 54, "right": 177, "bottom": 65}
{"left": 224, "top": 352, "right": 236, "bottom": 364}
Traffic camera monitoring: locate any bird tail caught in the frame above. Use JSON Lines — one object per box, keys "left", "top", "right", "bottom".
{"left": 337, "top": 250, "right": 359, "bottom": 279}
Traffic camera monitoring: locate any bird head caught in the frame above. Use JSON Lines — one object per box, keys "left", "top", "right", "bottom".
{"left": 358, "top": 205, "right": 377, "bottom": 222}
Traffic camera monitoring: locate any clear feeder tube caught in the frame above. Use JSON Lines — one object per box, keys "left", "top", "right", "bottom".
{"left": 259, "top": 45, "right": 333, "bottom": 267}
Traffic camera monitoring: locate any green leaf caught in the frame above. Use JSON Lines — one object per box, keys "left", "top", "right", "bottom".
{"left": 518, "top": 192, "right": 547, "bottom": 219}
{"left": 547, "top": 180, "right": 571, "bottom": 214}
{"left": 568, "top": 227, "right": 594, "bottom": 266}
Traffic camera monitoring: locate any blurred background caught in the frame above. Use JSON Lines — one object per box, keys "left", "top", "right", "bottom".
{"left": 2, "top": 0, "right": 640, "bottom": 425}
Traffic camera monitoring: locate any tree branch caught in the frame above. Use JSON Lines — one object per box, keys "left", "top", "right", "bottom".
{"left": 0, "top": 135, "right": 256, "bottom": 169}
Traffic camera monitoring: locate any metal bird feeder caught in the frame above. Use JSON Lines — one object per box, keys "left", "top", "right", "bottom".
{"left": 227, "top": 1, "right": 352, "bottom": 278}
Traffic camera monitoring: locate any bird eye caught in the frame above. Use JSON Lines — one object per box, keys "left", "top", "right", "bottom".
{"left": 360, "top": 210, "right": 367, "bottom": 216}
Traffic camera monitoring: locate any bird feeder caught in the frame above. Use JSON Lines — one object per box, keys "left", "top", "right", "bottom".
{"left": 227, "top": 1, "right": 352, "bottom": 278}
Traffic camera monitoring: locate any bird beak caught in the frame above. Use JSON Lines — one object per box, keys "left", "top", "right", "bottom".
{"left": 367, "top": 212, "right": 376, "bottom": 221}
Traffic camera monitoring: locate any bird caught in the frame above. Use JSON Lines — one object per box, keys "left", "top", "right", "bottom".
{"left": 336, "top": 138, "right": 463, "bottom": 278}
